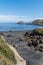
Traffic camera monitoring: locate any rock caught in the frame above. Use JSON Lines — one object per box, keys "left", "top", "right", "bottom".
{"left": 7, "top": 34, "right": 11, "bottom": 37}
{"left": 40, "top": 46, "right": 43, "bottom": 49}
{"left": 24, "top": 28, "right": 43, "bottom": 52}
{"left": 32, "top": 40, "right": 38, "bottom": 47}
{"left": 36, "top": 43, "right": 43, "bottom": 52}
{"left": 27, "top": 40, "right": 32, "bottom": 47}
{"left": 39, "top": 39, "right": 43, "bottom": 43}
{"left": 17, "top": 21, "right": 24, "bottom": 24}
{"left": 39, "top": 46, "right": 43, "bottom": 52}
{"left": 35, "top": 46, "right": 39, "bottom": 51}
{"left": 27, "top": 43, "right": 32, "bottom": 47}
{"left": 24, "top": 32, "right": 29, "bottom": 37}
{"left": 13, "top": 44, "right": 15, "bottom": 47}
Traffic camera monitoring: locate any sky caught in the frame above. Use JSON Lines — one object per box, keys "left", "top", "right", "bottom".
{"left": 0, "top": 0, "right": 43, "bottom": 22}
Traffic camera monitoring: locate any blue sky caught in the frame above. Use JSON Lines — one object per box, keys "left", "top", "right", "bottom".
{"left": 0, "top": 0, "right": 43, "bottom": 22}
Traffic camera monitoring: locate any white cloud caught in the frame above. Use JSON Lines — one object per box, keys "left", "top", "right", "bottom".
{"left": 0, "top": 15, "right": 33, "bottom": 22}
{"left": 0, "top": 15, "right": 43, "bottom": 23}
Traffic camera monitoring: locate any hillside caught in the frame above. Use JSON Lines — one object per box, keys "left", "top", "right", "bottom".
{"left": 29, "top": 19, "right": 43, "bottom": 25}
{"left": 0, "top": 35, "right": 16, "bottom": 65}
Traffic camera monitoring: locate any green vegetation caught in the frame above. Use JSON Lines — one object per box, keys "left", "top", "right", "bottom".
{"left": 0, "top": 36, "right": 16, "bottom": 65}
{"left": 33, "top": 28, "right": 43, "bottom": 35}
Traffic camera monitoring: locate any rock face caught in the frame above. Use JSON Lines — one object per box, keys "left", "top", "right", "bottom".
{"left": 29, "top": 19, "right": 43, "bottom": 26}
{"left": 17, "top": 21, "right": 24, "bottom": 24}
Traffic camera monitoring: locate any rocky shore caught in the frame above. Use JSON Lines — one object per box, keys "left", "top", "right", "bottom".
{"left": 1, "top": 28, "right": 43, "bottom": 65}
{"left": 21, "top": 28, "right": 43, "bottom": 52}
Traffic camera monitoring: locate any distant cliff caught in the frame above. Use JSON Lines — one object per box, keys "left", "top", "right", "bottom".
{"left": 29, "top": 19, "right": 43, "bottom": 25}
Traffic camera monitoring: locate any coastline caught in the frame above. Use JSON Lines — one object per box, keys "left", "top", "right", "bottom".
{"left": 0, "top": 28, "right": 43, "bottom": 65}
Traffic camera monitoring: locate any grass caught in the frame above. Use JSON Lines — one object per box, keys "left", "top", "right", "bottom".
{"left": 0, "top": 53, "right": 15, "bottom": 65}
{"left": 33, "top": 28, "right": 43, "bottom": 35}
{"left": 0, "top": 36, "right": 16, "bottom": 65}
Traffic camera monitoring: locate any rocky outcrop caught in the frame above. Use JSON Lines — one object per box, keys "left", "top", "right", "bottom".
{"left": 20, "top": 28, "right": 43, "bottom": 52}
{"left": 29, "top": 19, "right": 43, "bottom": 26}
{"left": 17, "top": 21, "right": 24, "bottom": 24}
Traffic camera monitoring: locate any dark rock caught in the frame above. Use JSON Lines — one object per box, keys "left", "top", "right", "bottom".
{"left": 27, "top": 41, "right": 32, "bottom": 47}
{"left": 32, "top": 40, "right": 38, "bottom": 47}
{"left": 13, "top": 44, "right": 15, "bottom": 47}
{"left": 19, "top": 38, "right": 23, "bottom": 41}
{"left": 17, "top": 21, "right": 24, "bottom": 24}
{"left": 39, "top": 49, "right": 43, "bottom": 52}
{"left": 39, "top": 46, "right": 43, "bottom": 49}
{"left": 27, "top": 43, "right": 32, "bottom": 47}
{"left": 40, "top": 39, "right": 43, "bottom": 43}
{"left": 24, "top": 32, "right": 29, "bottom": 37}
{"left": 7, "top": 34, "right": 11, "bottom": 37}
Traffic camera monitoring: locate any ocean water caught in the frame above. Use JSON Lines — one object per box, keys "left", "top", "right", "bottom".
{"left": 0, "top": 23, "right": 43, "bottom": 31}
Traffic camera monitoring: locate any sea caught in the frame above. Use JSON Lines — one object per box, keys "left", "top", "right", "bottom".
{"left": 0, "top": 23, "right": 43, "bottom": 31}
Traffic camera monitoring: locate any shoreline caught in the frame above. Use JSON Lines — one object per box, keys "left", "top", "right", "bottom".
{"left": 1, "top": 28, "right": 43, "bottom": 65}
{"left": 0, "top": 30, "right": 29, "bottom": 34}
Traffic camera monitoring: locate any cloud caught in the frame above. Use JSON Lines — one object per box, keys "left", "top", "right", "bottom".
{"left": 0, "top": 15, "right": 33, "bottom": 22}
